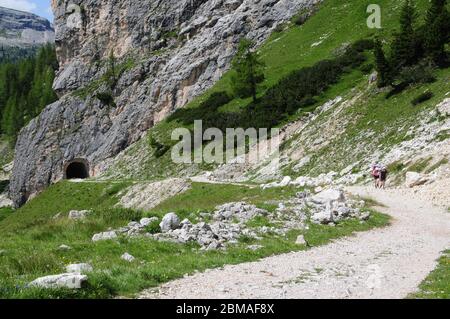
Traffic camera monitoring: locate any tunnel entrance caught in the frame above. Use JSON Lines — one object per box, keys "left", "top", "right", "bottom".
{"left": 64, "top": 159, "right": 90, "bottom": 180}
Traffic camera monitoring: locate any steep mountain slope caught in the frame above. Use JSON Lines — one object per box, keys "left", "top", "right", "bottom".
{"left": 0, "top": 6, "right": 54, "bottom": 61}
{"left": 10, "top": 0, "right": 319, "bottom": 207}
{"left": 105, "top": 0, "right": 449, "bottom": 187}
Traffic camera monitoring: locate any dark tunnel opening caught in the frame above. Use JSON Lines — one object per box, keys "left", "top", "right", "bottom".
{"left": 65, "top": 160, "right": 89, "bottom": 180}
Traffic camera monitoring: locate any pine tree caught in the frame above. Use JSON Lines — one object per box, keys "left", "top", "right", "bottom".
{"left": 423, "top": 0, "right": 449, "bottom": 65}
{"left": 0, "top": 45, "right": 58, "bottom": 141}
{"left": 374, "top": 39, "right": 392, "bottom": 87}
{"left": 390, "top": 0, "right": 420, "bottom": 72}
{"left": 105, "top": 49, "right": 117, "bottom": 90}
{"left": 231, "top": 39, "right": 265, "bottom": 103}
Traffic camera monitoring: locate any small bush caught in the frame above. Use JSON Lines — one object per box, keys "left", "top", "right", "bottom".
{"left": 95, "top": 208, "right": 143, "bottom": 224}
{"left": 168, "top": 91, "right": 232, "bottom": 124}
{"left": 397, "top": 62, "right": 436, "bottom": 86}
{"left": 411, "top": 91, "right": 434, "bottom": 106}
{"left": 145, "top": 220, "right": 161, "bottom": 234}
{"left": 96, "top": 92, "right": 116, "bottom": 107}
{"left": 293, "top": 13, "right": 309, "bottom": 26}
{"left": 148, "top": 135, "right": 170, "bottom": 158}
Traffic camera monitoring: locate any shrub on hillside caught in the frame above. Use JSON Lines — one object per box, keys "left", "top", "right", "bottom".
{"left": 96, "top": 92, "right": 116, "bottom": 107}
{"left": 396, "top": 61, "right": 436, "bottom": 86}
{"left": 168, "top": 91, "right": 232, "bottom": 124}
{"left": 411, "top": 91, "right": 434, "bottom": 106}
{"left": 148, "top": 135, "right": 170, "bottom": 158}
{"left": 168, "top": 40, "right": 373, "bottom": 135}
{"left": 145, "top": 219, "right": 161, "bottom": 234}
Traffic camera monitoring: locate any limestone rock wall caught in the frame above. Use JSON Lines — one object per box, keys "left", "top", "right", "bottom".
{"left": 10, "top": 0, "right": 319, "bottom": 206}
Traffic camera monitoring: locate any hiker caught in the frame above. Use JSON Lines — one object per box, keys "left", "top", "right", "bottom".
{"left": 371, "top": 164, "right": 381, "bottom": 188}
{"left": 379, "top": 166, "right": 388, "bottom": 189}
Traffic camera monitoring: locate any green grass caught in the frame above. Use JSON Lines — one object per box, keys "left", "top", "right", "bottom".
{"left": 0, "top": 207, "right": 13, "bottom": 223}
{"left": 147, "top": 182, "right": 298, "bottom": 219}
{"left": 408, "top": 157, "right": 433, "bottom": 173}
{"left": 290, "top": 66, "right": 450, "bottom": 178}
{"left": 425, "top": 158, "right": 449, "bottom": 174}
{"left": 409, "top": 250, "right": 450, "bottom": 299}
{"left": 107, "top": 0, "right": 445, "bottom": 182}
{"left": 0, "top": 180, "right": 390, "bottom": 299}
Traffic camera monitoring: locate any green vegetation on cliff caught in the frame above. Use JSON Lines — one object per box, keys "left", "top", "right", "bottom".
{"left": 106, "top": 0, "right": 449, "bottom": 181}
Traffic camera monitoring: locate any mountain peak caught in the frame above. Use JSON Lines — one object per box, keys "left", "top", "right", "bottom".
{"left": 0, "top": 6, "right": 54, "bottom": 48}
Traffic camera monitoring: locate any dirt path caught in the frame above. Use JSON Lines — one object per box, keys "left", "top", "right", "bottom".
{"left": 139, "top": 186, "right": 449, "bottom": 299}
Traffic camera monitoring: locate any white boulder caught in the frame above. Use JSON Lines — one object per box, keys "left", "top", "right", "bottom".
{"left": 121, "top": 253, "right": 135, "bottom": 262}
{"left": 0, "top": 194, "right": 13, "bottom": 208}
{"left": 68, "top": 210, "right": 91, "bottom": 220}
{"left": 159, "top": 213, "right": 181, "bottom": 233}
{"left": 311, "top": 189, "right": 345, "bottom": 204}
{"left": 405, "top": 172, "right": 429, "bottom": 188}
{"left": 92, "top": 231, "right": 117, "bottom": 242}
{"left": 29, "top": 273, "right": 88, "bottom": 289}
{"left": 140, "top": 217, "right": 158, "bottom": 227}
{"left": 311, "top": 210, "right": 334, "bottom": 225}
{"left": 279, "top": 176, "right": 292, "bottom": 187}
{"left": 58, "top": 244, "right": 72, "bottom": 251}
{"left": 295, "top": 235, "right": 307, "bottom": 246}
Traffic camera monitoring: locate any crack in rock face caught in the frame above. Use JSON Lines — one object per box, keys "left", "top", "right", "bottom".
{"left": 10, "top": 0, "right": 320, "bottom": 207}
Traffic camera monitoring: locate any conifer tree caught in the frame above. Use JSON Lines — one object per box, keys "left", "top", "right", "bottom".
{"left": 231, "top": 39, "right": 265, "bottom": 103}
{"left": 423, "top": 0, "right": 449, "bottom": 65}
{"left": 391, "top": 0, "right": 420, "bottom": 71}
{"left": 374, "top": 39, "right": 392, "bottom": 87}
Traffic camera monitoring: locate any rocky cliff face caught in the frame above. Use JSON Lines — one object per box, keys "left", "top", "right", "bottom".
{"left": 10, "top": 0, "right": 318, "bottom": 206}
{"left": 0, "top": 6, "right": 54, "bottom": 48}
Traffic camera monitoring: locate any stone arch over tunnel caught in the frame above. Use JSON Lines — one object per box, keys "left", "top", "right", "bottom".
{"left": 64, "top": 159, "right": 90, "bottom": 180}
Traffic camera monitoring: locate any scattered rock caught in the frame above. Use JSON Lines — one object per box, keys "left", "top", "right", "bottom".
{"left": 180, "top": 219, "right": 192, "bottom": 228}
{"left": 405, "top": 172, "right": 429, "bottom": 188}
{"left": 311, "top": 189, "right": 345, "bottom": 204}
{"left": 295, "top": 235, "right": 307, "bottom": 246}
{"left": 0, "top": 193, "right": 13, "bottom": 208}
{"left": 311, "top": 209, "right": 334, "bottom": 225}
{"left": 68, "top": 210, "right": 91, "bottom": 220}
{"left": 66, "top": 263, "right": 93, "bottom": 274}
{"left": 214, "top": 202, "right": 268, "bottom": 222}
{"left": 29, "top": 273, "right": 88, "bottom": 289}
{"left": 160, "top": 213, "right": 181, "bottom": 233}
{"left": 121, "top": 253, "right": 135, "bottom": 262}
{"left": 247, "top": 245, "right": 263, "bottom": 251}
{"left": 92, "top": 231, "right": 117, "bottom": 242}
{"left": 140, "top": 217, "right": 158, "bottom": 227}
{"left": 359, "top": 212, "right": 371, "bottom": 221}
{"left": 58, "top": 244, "right": 72, "bottom": 251}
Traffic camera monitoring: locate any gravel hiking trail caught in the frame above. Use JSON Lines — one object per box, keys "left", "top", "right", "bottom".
{"left": 139, "top": 186, "right": 450, "bottom": 299}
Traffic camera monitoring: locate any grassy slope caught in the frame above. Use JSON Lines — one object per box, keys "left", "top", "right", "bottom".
{"left": 0, "top": 180, "right": 389, "bottom": 298}
{"left": 409, "top": 250, "right": 450, "bottom": 299}
{"left": 106, "top": 0, "right": 438, "bottom": 180}
{"left": 288, "top": 67, "right": 450, "bottom": 178}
